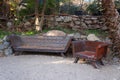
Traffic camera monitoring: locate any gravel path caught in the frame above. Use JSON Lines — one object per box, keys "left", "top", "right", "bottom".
{"left": 0, "top": 55, "right": 120, "bottom": 80}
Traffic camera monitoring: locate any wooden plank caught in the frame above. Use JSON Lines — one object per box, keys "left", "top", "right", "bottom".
{"left": 10, "top": 35, "right": 72, "bottom": 53}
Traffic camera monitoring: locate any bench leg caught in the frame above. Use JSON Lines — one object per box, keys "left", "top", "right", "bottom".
{"left": 14, "top": 51, "right": 23, "bottom": 56}
{"left": 74, "top": 57, "right": 79, "bottom": 63}
{"left": 14, "top": 52, "right": 19, "bottom": 56}
{"left": 61, "top": 53, "right": 65, "bottom": 57}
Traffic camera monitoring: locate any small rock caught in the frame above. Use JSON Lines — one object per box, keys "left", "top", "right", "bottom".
{"left": 67, "top": 34, "right": 74, "bottom": 37}
{"left": 50, "top": 17, "right": 54, "bottom": 21}
{"left": 45, "top": 30, "right": 66, "bottom": 36}
{"left": 56, "top": 16, "right": 64, "bottom": 22}
{"left": 113, "top": 57, "right": 119, "bottom": 62}
{"left": 75, "top": 21, "right": 80, "bottom": 25}
{"left": 24, "top": 21, "right": 31, "bottom": 27}
{"left": 7, "top": 21, "right": 13, "bottom": 28}
{"left": 3, "top": 41, "right": 10, "bottom": 49}
{"left": 91, "top": 17, "right": 97, "bottom": 20}
{"left": 70, "top": 21, "right": 74, "bottom": 27}
{"left": 80, "top": 22, "right": 87, "bottom": 29}
{"left": 0, "top": 39, "right": 3, "bottom": 44}
{"left": 0, "top": 44, "right": 4, "bottom": 50}
{"left": 74, "top": 33, "right": 81, "bottom": 39}
{"left": 54, "top": 22, "right": 58, "bottom": 26}
{"left": 105, "top": 37, "right": 111, "bottom": 44}
{"left": 4, "top": 47, "right": 13, "bottom": 56}
{"left": 102, "top": 26, "right": 108, "bottom": 30}
{"left": 64, "top": 16, "right": 72, "bottom": 22}
{"left": 74, "top": 25, "right": 80, "bottom": 28}
{"left": 87, "top": 34, "right": 100, "bottom": 41}
{"left": 80, "top": 35, "right": 87, "bottom": 40}
{"left": 85, "top": 20, "right": 92, "bottom": 24}
{"left": 72, "top": 17, "right": 78, "bottom": 21}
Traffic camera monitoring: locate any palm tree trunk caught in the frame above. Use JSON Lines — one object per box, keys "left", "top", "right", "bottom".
{"left": 102, "top": 0, "right": 120, "bottom": 55}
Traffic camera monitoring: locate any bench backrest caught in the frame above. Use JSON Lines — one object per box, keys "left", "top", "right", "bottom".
{"left": 8, "top": 34, "right": 71, "bottom": 52}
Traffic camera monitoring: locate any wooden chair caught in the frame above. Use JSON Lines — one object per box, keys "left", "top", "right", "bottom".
{"left": 72, "top": 40, "right": 108, "bottom": 68}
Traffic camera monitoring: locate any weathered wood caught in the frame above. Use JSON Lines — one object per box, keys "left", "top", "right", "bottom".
{"left": 8, "top": 34, "right": 71, "bottom": 56}
{"left": 72, "top": 40, "right": 108, "bottom": 68}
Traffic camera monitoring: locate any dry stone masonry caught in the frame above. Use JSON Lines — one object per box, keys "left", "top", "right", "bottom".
{"left": 46, "top": 15, "right": 108, "bottom": 31}
{"left": 0, "top": 36, "right": 13, "bottom": 57}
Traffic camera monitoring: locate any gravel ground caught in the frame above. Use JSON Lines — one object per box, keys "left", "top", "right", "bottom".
{"left": 0, "top": 55, "right": 120, "bottom": 80}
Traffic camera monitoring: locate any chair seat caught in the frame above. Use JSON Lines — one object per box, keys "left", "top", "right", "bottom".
{"left": 75, "top": 51, "right": 96, "bottom": 59}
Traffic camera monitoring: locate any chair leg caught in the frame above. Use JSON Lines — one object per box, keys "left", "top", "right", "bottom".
{"left": 74, "top": 57, "right": 79, "bottom": 63}
{"left": 98, "top": 59, "right": 104, "bottom": 65}
{"left": 91, "top": 61, "right": 99, "bottom": 69}
{"left": 61, "top": 53, "right": 66, "bottom": 57}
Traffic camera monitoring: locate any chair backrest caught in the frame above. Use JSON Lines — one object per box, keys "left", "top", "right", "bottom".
{"left": 85, "top": 41, "right": 104, "bottom": 52}
{"left": 72, "top": 40, "right": 85, "bottom": 56}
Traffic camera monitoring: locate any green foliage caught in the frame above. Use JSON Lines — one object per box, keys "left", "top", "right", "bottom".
{"left": 115, "top": 0, "right": 120, "bottom": 9}
{"left": 0, "top": 30, "right": 12, "bottom": 39}
{"left": 84, "top": 29, "right": 108, "bottom": 37}
{"left": 19, "top": 0, "right": 59, "bottom": 16}
{"left": 0, "top": 26, "right": 76, "bottom": 38}
{"left": 19, "top": 0, "right": 72, "bottom": 16}
{"left": 60, "top": 4, "right": 79, "bottom": 14}
{"left": 0, "top": 30, "right": 38, "bottom": 39}
{"left": 19, "top": 0, "right": 36, "bottom": 17}
{"left": 0, "top": 29, "right": 108, "bottom": 39}
{"left": 21, "top": 31, "right": 38, "bottom": 36}
{"left": 86, "top": 0, "right": 120, "bottom": 15}
{"left": 86, "top": 0, "right": 102, "bottom": 15}
{"left": 45, "top": 0, "right": 57, "bottom": 14}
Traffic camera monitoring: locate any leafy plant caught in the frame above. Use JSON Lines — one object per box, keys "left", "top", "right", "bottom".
{"left": 86, "top": 0, "right": 102, "bottom": 15}
{"left": 0, "top": 30, "right": 38, "bottom": 39}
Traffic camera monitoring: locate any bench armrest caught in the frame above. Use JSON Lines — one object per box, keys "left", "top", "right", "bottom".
{"left": 8, "top": 34, "right": 23, "bottom": 48}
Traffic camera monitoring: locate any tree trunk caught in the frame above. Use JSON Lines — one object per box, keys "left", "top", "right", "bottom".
{"left": 3, "top": 0, "right": 10, "bottom": 17}
{"left": 39, "top": 0, "right": 46, "bottom": 32}
{"left": 102, "top": 0, "right": 120, "bottom": 55}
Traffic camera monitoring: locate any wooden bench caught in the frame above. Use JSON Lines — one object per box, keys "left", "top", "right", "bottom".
{"left": 72, "top": 40, "right": 108, "bottom": 68}
{"left": 8, "top": 34, "right": 72, "bottom": 57}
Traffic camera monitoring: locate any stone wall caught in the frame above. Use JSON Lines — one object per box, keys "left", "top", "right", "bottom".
{"left": 0, "top": 36, "right": 12, "bottom": 57}
{"left": 7, "top": 15, "right": 120, "bottom": 31}
{"left": 46, "top": 15, "right": 108, "bottom": 30}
